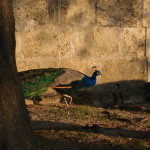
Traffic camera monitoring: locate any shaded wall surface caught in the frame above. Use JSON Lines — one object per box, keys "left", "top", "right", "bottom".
{"left": 13, "top": 0, "right": 150, "bottom": 105}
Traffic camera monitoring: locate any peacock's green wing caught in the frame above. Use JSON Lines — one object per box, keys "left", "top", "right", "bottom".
{"left": 19, "top": 68, "right": 65, "bottom": 99}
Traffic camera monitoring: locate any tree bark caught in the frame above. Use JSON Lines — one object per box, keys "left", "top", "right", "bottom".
{"left": 0, "top": 0, "right": 36, "bottom": 149}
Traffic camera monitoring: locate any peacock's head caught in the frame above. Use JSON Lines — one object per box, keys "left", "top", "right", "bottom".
{"left": 91, "top": 66, "right": 101, "bottom": 77}
{"left": 93, "top": 70, "right": 101, "bottom": 76}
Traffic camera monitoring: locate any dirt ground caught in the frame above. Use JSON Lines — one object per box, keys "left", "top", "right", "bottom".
{"left": 27, "top": 103, "right": 150, "bottom": 150}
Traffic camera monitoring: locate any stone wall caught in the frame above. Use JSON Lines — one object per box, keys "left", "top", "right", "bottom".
{"left": 13, "top": 0, "right": 150, "bottom": 105}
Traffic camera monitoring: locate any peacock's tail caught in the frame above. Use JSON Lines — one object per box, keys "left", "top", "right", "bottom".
{"left": 19, "top": 68, "right": 65, "bottom": 99}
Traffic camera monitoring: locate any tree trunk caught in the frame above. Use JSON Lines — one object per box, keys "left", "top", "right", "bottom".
{"left": 0, "top": 0, "right": 36, "bottom": 149}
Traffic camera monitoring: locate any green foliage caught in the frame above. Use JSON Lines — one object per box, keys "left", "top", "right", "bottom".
{"left": 19, "top": 68, "right": 65, "bottom": 99}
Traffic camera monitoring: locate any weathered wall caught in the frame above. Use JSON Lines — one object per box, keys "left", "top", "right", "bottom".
{"left": 13, "top": 0, "right": 150, "bottom": 105}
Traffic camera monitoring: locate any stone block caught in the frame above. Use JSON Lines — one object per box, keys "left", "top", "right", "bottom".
{"left": 88, "top": 80, "right": 146, "bottom": 106}
{"left": 25, "top": 99, "right": 34, "bottom": 105}
{"left": 16, "top": 59, "right": 29, "bottom": 71}
{"left": 100, "top": 58, "right": 147, "bottom": 83}
{"left": 91, "top": 26, "right": 146, "bottom": 82}
{"left": 22, "top": 24, "right": 60, "bottom": 58}
{"left": 13, "top": 0, "right": 48, "bottom": 31}
{"left": 15, "top": 32, "right": 23, "bottom": 59}
{"left": 48, "top": 0, "right": 69, "bottom": 23}
{"left": 13, "top": 0, "right": 96, "bottom": 27}
{"left": 65, "top": 0, "right": 95, "bottom": 25}
{"left": 146, "top": 28, "right": 150, "bottom": 81}
{"left": 48, "top": 0, "right": 96, "bottom": 25}
{"left": 96, "top": 0, "right": 142, "bottom": 26}
{"left": 143, "top": 0, "right": 150, "bottom": 26}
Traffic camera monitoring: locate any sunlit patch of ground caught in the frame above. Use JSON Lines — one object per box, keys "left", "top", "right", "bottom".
{"left": 27, "top": 103, "right": 150, "bottom": 150}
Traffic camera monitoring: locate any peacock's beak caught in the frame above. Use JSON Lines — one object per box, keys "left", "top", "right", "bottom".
{"left": 99, "top": 71, "right": 102, "bottom": 76}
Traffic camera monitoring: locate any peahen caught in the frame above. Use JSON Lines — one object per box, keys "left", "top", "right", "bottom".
{"left": 19, "top": 67, "right": 101, "bottom": 105}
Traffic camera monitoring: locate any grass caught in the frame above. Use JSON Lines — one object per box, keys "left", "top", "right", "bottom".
{"left": 27, "top": 104, "right": 150, "bottom": 150}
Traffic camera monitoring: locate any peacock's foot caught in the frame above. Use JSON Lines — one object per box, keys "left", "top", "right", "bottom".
{"left": 63, "top": 94, "right": 72, "bottom": 107}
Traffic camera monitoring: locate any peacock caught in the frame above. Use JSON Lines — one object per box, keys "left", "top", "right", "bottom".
{"left": 19, "top": 67, "right": 101, "bottom": 106}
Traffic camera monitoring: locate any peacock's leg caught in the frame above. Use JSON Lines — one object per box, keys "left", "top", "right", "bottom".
{"left": 63, "top": 94, "right": 72, "bottom": 106}
{"left": 64, "top": 97, "right": 69, "bottom": 107}
{"left": 69, "top": 96, "right": 72, "bottom": 104}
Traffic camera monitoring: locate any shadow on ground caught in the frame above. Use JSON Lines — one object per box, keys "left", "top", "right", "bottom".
{"left": 32, "top": 120, "right": 150, "bottom": 139}
{"left": 33, "top": 120, "right": 150, "bottom": 150}
{"left": 75, "top": 80, "right": 149, "bottom": 107}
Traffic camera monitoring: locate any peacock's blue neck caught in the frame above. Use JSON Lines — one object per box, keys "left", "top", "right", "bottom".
{"left": 91, "top": 74, "right": 97, "bottom": 81}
